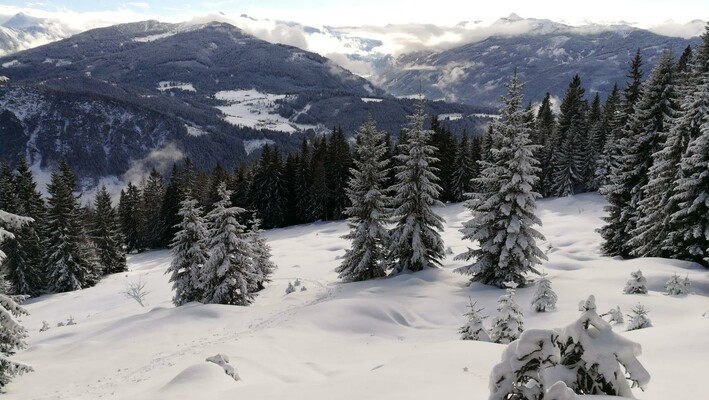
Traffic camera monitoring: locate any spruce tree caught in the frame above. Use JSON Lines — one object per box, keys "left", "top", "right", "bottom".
{"left": 459, "top": 299, "right": 490, "bottom": 341}
{"left": 534, "top": 93, "right": 556, "bottom": 196}
{"left": 248, "top": 219, "right": 276, "bottom": 291}
{"left": 594, "top": 84, "right": 622, "bottom": 188}
{"left": 166, "top": 196, "right": 208, "bottom": 306}
{"left": 337, "top": 116, "right": 392, "bottom": 282}
{"left": 140, "top": 168, "right": 165, "bottom": 248}
{"left": 549, "top": 75, "right": 589, "bottom": 196}
{"left": 308, "top": 137, "right": 329, "bottom": 221}
{"left": 388, "top": 98, "right": 445, "bottom": 273}
{"left": 0, "top": 210, "right": 33, "bottom": 386}
{"left": 326, "top": 126, "right": 353, "bottom": 220}
{"left": 118, "top": 182, "right": 144, "bottom": 253}
{"left": 455, "top": 73, "right": 546, "bottom": 288}
{"left": 490, "top": 288, "right": 524, "bottom": 344}
{"left": 429, "top": 116, "right": 457, "bottom": 202}
{"left": 607, "top": 52, "right": 679, "bottom": 258}
{"left": 450, "top": 132, "right": 478, "bottom": 203}
{"left": 43, "top": 163, "right": 98, "bottom": 293}
{"left": 5, "top": 158, "right": 45, "bottom": 296}
{"left": 531, "top": 273, "right": 557, "bottom": 312}
{"left": 598, "top": 51, "right": 645, "bottom": 257}
{"left": 627, "top": 304, "right": 652, "bottom": 331}
{"left": 249, "top": 145, "right": 286, "bottom": 228}
{"left": 623, "top": 270, "right": 648, "bottom": 294}
{"left": 92, "top": 186, "right": 127, "bottom": 275}
{"left": 201, "top": 184, "right": 254, "bottom": 306}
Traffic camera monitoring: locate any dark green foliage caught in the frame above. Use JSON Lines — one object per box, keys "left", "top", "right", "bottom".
{"left": 119, "top": 182, "right": 144, "bottom": 253}
{"left": 92, "top": 186, "right": 127, "bottom": 275}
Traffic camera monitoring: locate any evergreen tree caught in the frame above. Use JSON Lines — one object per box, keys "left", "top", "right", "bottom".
{"left": 594, "top": 84, "right": 622, "bottom": 188}
{"left": 664, "top": 273, "right": 690, "bottom": 295}
{"left": 623, "top": 270, "right": 648, "bottom": 294}
{"left": 459, "top": 298, "right": 490, "bottom": 341}
{"left": 388, "top": 99, "right": 445, "bottom": 273}
{"left": 598, "top": 51, "right": 646, "bottom": 257}
{"left": 308, "top": 137, "right": 329, "bottom": 221}
{"left": 201, "top": 184, "right": 254, "bottom": 306}
{"left": 43, "top": 163, "right": 98, "bottom": 293}
{"left": 158, "top": 163, "right": 186, "bottom": 247}
{"left": 450, "top": 132, "right": 478, "bottom": 202}
{"left": 140, "top": 168, "right": 165, "bottom": 248}
{"left": 293, "top": 139, "right": 313, "bottom": 224}
{"left": 166, "top": 196, "right": 208, "bottom": 306}
{"left": 326, "top": 126, "right": 353, "bottom": 220}
{"left": 531, "top": 273, "right": 557, "bottom": 312}
{"left": 337, "top": 117, "right": 392, "bottom": 282}
{"left": 4, "top": 158, "right": 45, "bottom": 296}
{"left": 627, "top": 304, "right": 652, "bottom": 331}
{"left": 248, "top": 219, "right": 276, "bottom": 291}
{"left": 605, "top": 52, "right": 679, "bottom": 258}
{"left": 429, "top": 116, "right": 457, "bottom": 202}
{"left": 91, "top": 186, "right": 127, "bottom": 275}
{"left": 534, "top": 93, "right": 557, "bottom": 196}
{"left": 455, "top": 73, "right": 546, "bottom": 288}
{"left": 549, "top": 75, "right": 589, "bottom": 196}
{"left": 250, "top": 145, "right": 286, "bottom": 228}
{"left": 490, "top": 288, "right": 524, "bottom": 344}
{"left": 118, "top": 182, "right": 144, "bottom": 253}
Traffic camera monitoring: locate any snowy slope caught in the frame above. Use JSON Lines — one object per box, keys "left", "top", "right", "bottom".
{"left": 6, "top": 193, "right": 708, "bottom": 399}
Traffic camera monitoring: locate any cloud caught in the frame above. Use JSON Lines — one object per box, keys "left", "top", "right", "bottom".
{"left": 121, "top": 142, "right": 184, "bottom": 186}
{"left": 125, "top": 2, "right": 151, "bottom": 10}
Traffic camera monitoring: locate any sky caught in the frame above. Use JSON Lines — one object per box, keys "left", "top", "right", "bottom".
{"left": 1, "top": 0, "right": 707, "bottom": 28}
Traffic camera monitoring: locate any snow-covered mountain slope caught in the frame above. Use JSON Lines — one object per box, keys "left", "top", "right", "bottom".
{"left": 0, "top": 13, "right": 76, "bottom": 56}
{"left": 6, "top": 193, "right": 708, "bottom": 399}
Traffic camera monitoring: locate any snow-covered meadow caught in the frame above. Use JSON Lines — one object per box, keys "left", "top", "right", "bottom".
{"left": 215, "top": 89, "right": 317, "bottom": 134}
{"left": 6, "top": 193, "right": 708, "bottom": 399}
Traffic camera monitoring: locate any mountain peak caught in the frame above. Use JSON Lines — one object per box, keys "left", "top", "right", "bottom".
{"left": 507, "top": 13, "right": 523, "bottom": 21}
{"left": 2, "top": 12, "right": 46, "bottom": 30}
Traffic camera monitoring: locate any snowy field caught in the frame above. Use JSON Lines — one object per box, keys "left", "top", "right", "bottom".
{"left": 215, "top": 89, "right": 317, "bottom": 134}
{"left": 6, "top": 193, "right": 708, "bottom": 399}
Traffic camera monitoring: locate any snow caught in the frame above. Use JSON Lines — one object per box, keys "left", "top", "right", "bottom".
{"left": 243, "top": 138, "right": 275, "bottom": 155}
{"left": 4, "top": 193, "right": 708, "bottom": 399}
{"left": 361, "top": 97, "right": 383, "bottom": 103}
{"left": 214, "top": 89, "right": 317, "bottom": 134}
{"left": 1, "top": 59, "right": 20, "bottom": 68}
{"left": 157, "top": 81, "right": 196, "bottom": 92}
{"left": 185, "top": 125, "right": 208, "bottom": 137}
{"left": 438, "top": 113, "right": 462, "bottom": 121}
{"left": 133, "top": 32, "right": 178, "bottom": 43}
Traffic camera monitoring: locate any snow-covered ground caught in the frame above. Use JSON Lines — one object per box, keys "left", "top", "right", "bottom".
{"left": 6, "top": 193, "right": 708, "bottom": 399}
{"left": 214, "top": 89, "right": 317, "bottom": 134}
{"left": 156, "top": 81, "right": 196, "bottom": 92}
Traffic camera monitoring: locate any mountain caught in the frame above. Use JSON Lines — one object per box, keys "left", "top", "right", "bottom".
{"left": 372, "top": 18, "right": 699, "bottom": 106}
{"left": 0, "top": 20, "right": 489, "bottom": 184}
{"left": 0, "top": 13, "right": 75, "bottom": 56}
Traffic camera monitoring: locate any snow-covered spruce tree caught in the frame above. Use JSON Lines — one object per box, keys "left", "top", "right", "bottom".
{"left": 534, "top": 92, "right": 557, "bottom": 196}
{"left": 602, "top": 306, "right": 624, "bottom": 324}
{"left": 602, "top": 52, "right": 679, "bottom": 258}
{"left": 201, "top": 183, "right": 254, "bottom": 306}
{"left": 388, "top": 98, "right": 445, "bottom": 273}
{"left": 531, "top": 273, "right": 557, "bottom": 312}
{"left": 44, "top": 164, "right": 99, "bottom": 293}
{"left": 166, "top": 196, "right": 208, "bottom": 306}
{"left": 665, "top": 274, "right": 690, "bottom": 295}
{"left": 4, "top": 158, "right": 46, "bottom": 297}
{"left": 664, "top": 73, "right": 709, "bottom": 266}
{"left": 0, "top": 210, "right": 34, "bottom": 386}
{"left": 91, "top": 186, "right": 127, "bottom": 275}
{"left": 598, "top": 51, "right": 645, "bottom": 258}
{"left": 455, "top": 73, "right": 546, "bottom": 288}
{"left": 549, "top": 74, "right": 589, "bottom": 197}
{"left": 623, "top": 270, "right": 648, "bottom": 294}
{"left": 489, "top": 295, "right": 651, "bottom": 400}
{"left": 337, "top": 116, "right": 392, "bottom": 282}
{"left": 459, "top": 298, "right": 490, "bottom": 341}
{"left": 490, "top": 287, "right": 524, "bottom": 344}
{"left": 450, "top": 132, "right": 478, "bottom": 203}
{"left": 593, "top": 84, "right": 622, "bottom": 188}
{"left": 248, "top": 219, "right": 276, "bottom": 292}
{"left": 627, "top": 304, "right": 652, "bottom": 331}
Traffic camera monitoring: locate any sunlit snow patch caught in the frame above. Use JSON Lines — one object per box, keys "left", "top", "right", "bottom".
{"left": 361, "top": 97, "right": 383, "bottom": 103}
{"left": 214, "top": 89, "right": 316, "bottom": 134}
{"left": 157, "top": 81, "right": 196, "bottom": 92}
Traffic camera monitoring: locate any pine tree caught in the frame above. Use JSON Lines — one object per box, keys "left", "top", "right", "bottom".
{"left": 201, "top": 184, "right": 254, "bottom": 306}
{"left": 549, "top": 75, "right": 589, "bottom": 196}
{"left": 91, "top": 186, "right": 127, "bottom": 275}
{"left": 388, "top": 98, "right": 445, "bottom": 273}
{"left": 664, "top": 273, "right": 690, "bottom": 295}
{"left": 531, "top": 273, "right": 557, "bottom": 312}
{"left": 43, "top": 163, "right": 98, "bottom": 293}
{"left": 166, "top": 196, "right": 208, "bottom": 306}
{"left": 628, "top": 51, "right": 682, "bottom": 257}
{"left": 455, "top": 73, "right": 546, "bottom": 288}
{"left": 627, "top": 304, "right": 652, "bottom": 331}
{"left": 140, "top": 168, "right": 165, "bottom": 248}
{"left": 5, "top": 158, "right": 45, "bottom": 296}
{"left": 450, "top": 132, "right": 478, "bottom": 202}
{"left": 326, "top": 126, "right": 353, "bottom": 220}
{"left": 534, "top": 93, "right": 557, "bottom": 196}
{"left": 598, "top": 52, "right": 645, "bottom": 257}
{"left": 248, "top": 219, "right": 276, "bottom": 291}
{"left": 623, "top": 270, "right": 648, "bottom": 294}
{"left": 490, "top": 288, "right": 524, "bottom": 344}
{"left": 459, "top": 298, "right": 490, "bottom": 341}
{"left": 337, "top": 116, "right": 392, "bottom": 282}
{"left": 603, "top": 306, "right": 624, "bottom": 324}
{"left": 118, "top": 182, "right": 144, "bottom": 253}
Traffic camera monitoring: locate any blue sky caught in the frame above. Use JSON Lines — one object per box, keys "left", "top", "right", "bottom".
{"left": 2, "top": 0, "right": 707, "bottom": 27}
